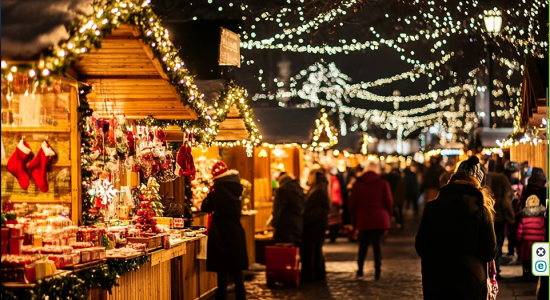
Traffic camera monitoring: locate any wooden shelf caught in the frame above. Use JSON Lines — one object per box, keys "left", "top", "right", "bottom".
{"left": 7, "top": 197, "right": 72, "bottom": 204}
{"left": 1, "top": 160, "right": 71, "bottom": 167}
{"left": 0, "top": 125, "right": 71, "bottom": 133}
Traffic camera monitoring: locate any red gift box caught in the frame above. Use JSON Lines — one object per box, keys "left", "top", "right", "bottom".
{"left": 9, "top": 237, "right": 24, "bottom": 255}
{"left": 265, "top": 245, "right": 301, "bottom": 286}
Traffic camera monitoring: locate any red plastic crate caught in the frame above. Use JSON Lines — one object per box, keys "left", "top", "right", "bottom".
{"left": 265, "top": 244, "right": 300, "bottom": 286}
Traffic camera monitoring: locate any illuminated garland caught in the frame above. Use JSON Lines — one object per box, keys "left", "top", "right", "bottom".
{"left": 1, "top": 0, "right": 212, "bottom": 140}
{"left": 260, "top": 108, "right": 338, "bottom": 152}
{"left": 311, "top": 108, "right": 339, "bottom": 151}
{"left": 211, "top": 82, "right": 262, "bottom": 147}
{"left": 78, "top": 84, "right": 99, "bottom": 225}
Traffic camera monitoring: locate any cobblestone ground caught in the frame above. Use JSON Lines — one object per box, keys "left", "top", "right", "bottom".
{"left": 212, "top": 213, "right": 540, "bottom": 300}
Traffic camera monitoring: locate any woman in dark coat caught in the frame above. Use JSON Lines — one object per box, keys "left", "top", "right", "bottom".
{"left": 201, "top": 161, "right": 248, "bottom": 300}
{"left": 301, "top": 167, "right": 331, "bottom": 282}
{"left": 272, "top": 173, "right": 305, "bottom": 245}
{"left": 415, "top": 156, "right": 497, "bottom": 300}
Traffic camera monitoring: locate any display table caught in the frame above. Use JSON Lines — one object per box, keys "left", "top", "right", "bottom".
{"left": 88, "top": 237, "right": 216, "bottom": 300}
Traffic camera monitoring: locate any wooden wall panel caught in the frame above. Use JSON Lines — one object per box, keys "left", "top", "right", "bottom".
{"left": 509, "top": 143, "right": 548, "bottom": 176}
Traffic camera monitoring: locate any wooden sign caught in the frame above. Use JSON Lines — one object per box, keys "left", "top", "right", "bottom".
{"left": 219, "top": 27, "right": 241, "bottom": 68}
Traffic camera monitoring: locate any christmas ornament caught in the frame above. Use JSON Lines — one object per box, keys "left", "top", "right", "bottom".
{"left": 7, "top": 139, "right": 33, "bottom": 189}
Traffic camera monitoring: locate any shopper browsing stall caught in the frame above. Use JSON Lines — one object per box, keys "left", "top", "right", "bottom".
{"left": 201, "top": 161, "right": 248, "bottom": 300}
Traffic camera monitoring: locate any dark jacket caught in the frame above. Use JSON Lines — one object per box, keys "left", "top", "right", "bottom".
{"left": 415, "top": 183, "right": 497, "bottom": 300}
{"left": 303, "top": 184, "right": 331, "bottom": 225}
{"left": 201, "top": 172, "right": 248, "bottom": 272}
{"left": 404, "top": 168, "right": 420, "bottom": 200}
{"left": 383, "top": 169, "right": 406, "bottom": 206}
{"left": 486, "top": 171, "right": 515, "bottom": 224}
{"left": 423, "top": 164, "right": 445, "bottom": 190}
{"left": 272, "top": 176, "right": 305, "bottom": 244}
{"left": 349, "top": 171, "right": 393, "bottom": 231}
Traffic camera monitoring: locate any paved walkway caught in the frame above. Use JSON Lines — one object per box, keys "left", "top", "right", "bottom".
{"left": 212, "top": 214, "right": 540, "bottom": 299}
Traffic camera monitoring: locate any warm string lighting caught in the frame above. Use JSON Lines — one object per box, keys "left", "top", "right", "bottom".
{"left": 258, "top": 108, "right": 339, "bottom": 152}
{"left": 0, "top": 0, "right": 214, "bottom": 140}
{"left": 211, "top": 82, "right": 262, "bottom": 149}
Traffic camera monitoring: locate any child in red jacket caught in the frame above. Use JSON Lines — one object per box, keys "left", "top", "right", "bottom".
{"left": 516, "top": 194, "right": 547, "bottom": 279}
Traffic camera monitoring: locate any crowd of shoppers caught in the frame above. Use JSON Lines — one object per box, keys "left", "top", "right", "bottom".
{"left": 202, "top": 155, "right": 547, "bottom": 300}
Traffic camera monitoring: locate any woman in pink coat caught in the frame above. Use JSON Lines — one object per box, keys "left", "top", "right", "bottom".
{"left": 516, "top": 194, "right": 546, "bottom": 279}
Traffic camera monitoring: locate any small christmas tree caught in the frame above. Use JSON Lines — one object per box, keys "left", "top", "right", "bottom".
{"left": 133, "top": 177, "right": 164, "bottom": 234}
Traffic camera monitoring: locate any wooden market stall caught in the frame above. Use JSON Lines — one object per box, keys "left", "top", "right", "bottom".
{"left": 252, "top": 107, "right": 338, "bottom": 234}
{"left": 1, "top": 1, "right": 224, "bottom": 300}
{"left": 504, "top": 56, "right": 548, "bottom": 174}
{"left": 160, "top": 79, "right": 261, "bottom": 267}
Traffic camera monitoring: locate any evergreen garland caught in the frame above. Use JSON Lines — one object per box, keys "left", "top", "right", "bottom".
{"left": 0, "top": 255, "right": 150, "bottom": 299}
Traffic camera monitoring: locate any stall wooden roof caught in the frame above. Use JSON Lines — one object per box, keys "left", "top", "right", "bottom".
{"left": 73, "top": 25, "right": 197, "bottom": 120}
{"left": 164, "top": 80, "right": 253, "bottom": 142}
{"left": 521, "top": 56, "right": 548, "bottom": 128}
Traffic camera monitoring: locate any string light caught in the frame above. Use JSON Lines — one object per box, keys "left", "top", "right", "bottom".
{"left": 211, "top": 82, "right": 262, "bottom": 148}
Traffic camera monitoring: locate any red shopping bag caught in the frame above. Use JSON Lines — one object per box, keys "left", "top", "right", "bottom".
{"left": 265, "top": 244, "right": 300, "bottom": 286}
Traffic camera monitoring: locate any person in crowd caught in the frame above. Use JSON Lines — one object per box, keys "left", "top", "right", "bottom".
{"left": 328, "top": 166, "right": 343, "bottom": 243}
{"left": 422, "top": 155, "right": 445, "bottom": 203}
{"left": 404, "top": 165, "right": 421, "bottom": 218}
{"left": 537, "top": 204, "right": 549, "bottom": 300}
{"left": 504, "top": 161, "right": 522, "bottom": 257}
{"left": 439, "top": 161, "right": 456, "bottom": 188}
{"left": 344, "top": 166, "right": 364, "bottom": 241}
{"left": 201, "top": 161, "right": 248, "bottom": 300}
{"left": 516, "top": 194, "right": 546, "bottom": 280}
{"left": 516, "top": 167, "right": 547, "bottom": 212}
{"left": 415, "top": 156, "right": 497, "bottom": 299}
{"left": 519, "top": 161, "right": 531, "bottom": 187}
{"left": 272, "top": 172, "right": 305, "bottom": 245}
{"left": 301, "top": 167, "right": 331, "bottom": 282}
{"left": 349, "top": 161, "right": 393, "bottom": 280}
{"left": 485, "top": 159, "right": 515, "bottom": 278}
{"left": 383, "top": 164, "right": 406, "bottom": 229}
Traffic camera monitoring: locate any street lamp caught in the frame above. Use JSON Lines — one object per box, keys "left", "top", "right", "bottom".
{"left": 483, "top": 9, "right": 502, "bottom": 127}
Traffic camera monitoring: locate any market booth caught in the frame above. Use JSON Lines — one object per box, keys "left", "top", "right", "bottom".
{"left": 252, "top": 107, "right": 338, "bottom": 233}
{"left": 161, "top": 79, "right": 261, "bottom": 267}
{"left": 0, "top": 1, "right": 230, "bottom": 299}
{"left": 500, "top": 56, "right": 548, "bottom": 174}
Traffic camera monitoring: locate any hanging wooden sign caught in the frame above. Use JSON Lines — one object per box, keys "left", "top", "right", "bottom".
{"left": 219, "top": 27, "right": 241, "bottom": 68}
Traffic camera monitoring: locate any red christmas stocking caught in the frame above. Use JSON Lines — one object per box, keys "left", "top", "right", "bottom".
{"left": 7, "top": 140, "right": 33, "bottom": 189}
{"left": 27, "top": 141, "right": 57, "bottom": 192}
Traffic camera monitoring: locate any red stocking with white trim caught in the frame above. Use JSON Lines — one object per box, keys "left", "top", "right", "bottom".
{"left": 7, "top": 140, "right": 33, "bottom": 189}
{"left": 27, "top": 141, "right": 57, "bottom": 192}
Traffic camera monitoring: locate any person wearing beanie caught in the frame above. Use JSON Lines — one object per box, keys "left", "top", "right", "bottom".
{"left": 201, "top": 161, "right": 248, "bottom": 300}
{"left": 485, "top": 159, "right": 515, "bottom": 278}
{"left": 416, "top": 156, "right": 497, "bottom": 299}
{"left": 517, "top": 167, "right": 547, "bottom": 212}
{"left": 516, "top": 194, "right": 546, "bottom": 280}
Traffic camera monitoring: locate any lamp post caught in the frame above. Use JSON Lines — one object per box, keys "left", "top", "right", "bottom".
{"left": 483, "top": 9, "right": 503, "bottom": 127}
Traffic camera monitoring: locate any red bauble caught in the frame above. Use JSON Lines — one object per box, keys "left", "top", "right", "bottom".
{"left": 137, "top": 210, "right": 143, "bottom": 216}
{"left": 147, "top": 204, "right": 152, "bottom": 210}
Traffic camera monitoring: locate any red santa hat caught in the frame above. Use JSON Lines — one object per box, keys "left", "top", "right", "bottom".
{"left": 211, "top": 161, "right": 228, "bottom": 179}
